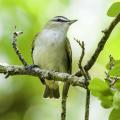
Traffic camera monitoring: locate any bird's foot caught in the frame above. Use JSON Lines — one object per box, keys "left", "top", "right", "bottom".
{"left": 25, "top": 64, "right": 40, "bottom": 70}
{"left": 39, "top": 76, "right": 45, "bottom": 85}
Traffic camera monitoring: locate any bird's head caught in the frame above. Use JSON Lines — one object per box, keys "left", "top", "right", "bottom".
{"left": 45, "top": 16, "right": 77, "bottom": 31}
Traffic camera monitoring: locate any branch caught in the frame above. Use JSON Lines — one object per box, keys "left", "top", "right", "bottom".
{"left": 12, "top": 29, "right": 28, "bottom": 66}
{"left": 61, "top": 39, "right": 85, "bottom": 120}
{"left": 85, "top": 89, "right": 90, "bottom": 120}
{"left": 75, "top": 13, "right": 120, "bottom": 76}
{"left": 61, "top": 82, "right": 70, "bottom": 120}
{"left": 104, "top": 55, "right": 120, "bottom": 87}
{"left": 74, "top": 38, "right": 85, "bottom": 67}
{"left": 84, "top": 71, "right": 90, "bottom": 120}
{"left": 105, "top": 71, "right": 119, "bottom": 87}
{"left": 0, "top": 64, "right": 85, "bottom": 87}
{"left": 75, "top": 39, "right": 90, "bottom": 120}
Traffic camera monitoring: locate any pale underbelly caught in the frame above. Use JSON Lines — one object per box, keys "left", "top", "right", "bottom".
{"left": 33, "top": 46, "right": 68, "bottom": 72}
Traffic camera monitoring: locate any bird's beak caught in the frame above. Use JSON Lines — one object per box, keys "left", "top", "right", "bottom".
{"left": 69, "top": 19, "right": 77, "bottom": 25}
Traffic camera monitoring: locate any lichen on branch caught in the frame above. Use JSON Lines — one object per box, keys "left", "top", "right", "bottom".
{"left": 0, "top": 64, "right": 85, "bottom": 87}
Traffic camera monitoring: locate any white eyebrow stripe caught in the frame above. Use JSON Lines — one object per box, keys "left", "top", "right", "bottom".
{"left": 52, "top": 16, "right": 70, "bottom": 22}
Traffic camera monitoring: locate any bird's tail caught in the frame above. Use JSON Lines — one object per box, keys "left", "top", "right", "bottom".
{"left": 43, "top": 81, "right": 60, "bottom": 99}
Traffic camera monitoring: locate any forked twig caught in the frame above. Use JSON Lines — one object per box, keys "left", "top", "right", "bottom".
{"left": 75, "top": 39, "right": 90, "bottom": 120}
{"left": 12, "top": 27, "right": 27, "bottom": 66}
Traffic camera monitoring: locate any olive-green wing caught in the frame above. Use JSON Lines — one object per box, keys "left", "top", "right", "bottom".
{"left": 31, "top": 33, "right": 40, "bottom": 63}
{"left": 31, "top": 33, "right": 45, "bottom": 84}
{"left": 65, "top": 38, "right": 72, "bottom": 74}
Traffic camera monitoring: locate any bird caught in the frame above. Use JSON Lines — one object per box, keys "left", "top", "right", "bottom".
{"left": 32, "top": 16, "right": 77, "bottom": 99}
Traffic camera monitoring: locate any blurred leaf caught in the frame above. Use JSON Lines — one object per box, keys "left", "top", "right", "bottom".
{"left": 114, "top": 81, "right": 120, "bottom": 91}
{"left": 60, "top": 0, "right": 70, "bottom": 5}
{"left": 109, "top": 63, "right": 120, "bottom": 77}
{"left": 106, "top": 58, "right": 120, "bottom": 70}
{"left": 89, "top": 78, "right": 110, "bottom": 96}
{"left": 109, "top": 109, "right": 120, "bottom": 120}
{"left": 89, "top": 78, "right": 113, "bottom": 108}
{"left": 0, "top": 111, "right": 20, "bottom": 120}
{"left": 113, "top": 91, "right": 120, "bottom": 109}
{"left": 101, "top": 95, "right": 113, "bottom": 108}
{"left": 107, "top": 2, "right": 120, "bottom": 17}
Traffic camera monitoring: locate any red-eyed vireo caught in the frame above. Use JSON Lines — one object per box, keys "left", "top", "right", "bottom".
{"left": 32, "top": 16, "right": 77, "bottom": 99}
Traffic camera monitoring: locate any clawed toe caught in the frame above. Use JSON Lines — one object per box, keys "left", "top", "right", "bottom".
{"left": 25, "top": 64, "right": 40, "bottom": 70}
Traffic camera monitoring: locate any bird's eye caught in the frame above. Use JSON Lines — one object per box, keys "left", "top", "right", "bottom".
{"left": 57, "top": 18, "right": 62, "bottom": 22}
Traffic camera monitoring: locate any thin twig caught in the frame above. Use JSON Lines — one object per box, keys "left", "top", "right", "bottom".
{"left": 84, "top": 71, "right": 91, "bottom": 120}
{"left": 12, "top": 28, "right": 28, "bottom": 66}
{"left": 61, "top": 83, "right": 70, "bottom": 120}
{"left": 105, "top": 71, "right": 119, "bottom": 87}
{"left": 75, "top": 39, "right": 90, "bottom": 120}
{"left": 61, "top": 39, "right": 82, "bottom": 120}
{"left": 75, "top": 13, "right": 120, "bottom": 77}
{"left": 108, "top": 55, "right": 115, "bottom": 70}
{"left": 74, "top": 38, "right": 85, "bottom": 67}
{"left": 104, "top": 55, "right": 119, "bottom": 87}
{"left": 85, "top": 89, "right": 90, "bottom": 120}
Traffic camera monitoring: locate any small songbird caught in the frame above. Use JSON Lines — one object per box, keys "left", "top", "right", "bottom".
{"left": 32, "top": 16, "right": 77, "bottom": 98}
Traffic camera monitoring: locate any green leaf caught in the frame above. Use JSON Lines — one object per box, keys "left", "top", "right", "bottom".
{"left": 101, "top": 95, "right": 113, "bottom": 108}
{"left": 109, "top": 109, "right": 120, "bottom": 120}
{"left": 109, "top": 63, "right": 120, "bottom": 77}
{"left": 107, "top": 2, "right": 120, "bottom": 17}
{"left": 113, "top": 91, "right": 120, "bottom": 109}
{"left": 89, "top": 78, "right": 113, "bottom": 108}
{"left": 106, "top": 60, "right": 120, "bottom": 70}
{"left": 106, "top": 59, "right": 120, "bottom": 77}
{"left": 89, "top": 78, "right": 110, "bottom": 97}
{"left": 115, "top": 81, "right": 120, "bottom": 91}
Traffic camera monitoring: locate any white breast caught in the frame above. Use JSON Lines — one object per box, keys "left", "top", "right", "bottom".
{"left": 33, "top": 29, "right": 67, "bottom": 71}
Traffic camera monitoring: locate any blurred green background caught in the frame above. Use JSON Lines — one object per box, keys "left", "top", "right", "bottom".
{"left": 0, "top": 0, "right": 120, "bottom": 120}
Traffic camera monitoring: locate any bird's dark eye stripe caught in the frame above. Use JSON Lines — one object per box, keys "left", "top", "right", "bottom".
{"left": 52, "top": 18, "right": 69, "bottom": 22}
{"left": 58, "top": 18, "right": 68, "bottom": 22}
{"left": 51, "top": 16, "right": 70, "bottom": 22}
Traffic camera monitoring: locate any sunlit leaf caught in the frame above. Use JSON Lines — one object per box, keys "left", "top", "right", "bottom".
{"left": 114, "top": 81, "right": 120, "bottom": 91}
{"left": 107, "top": 2, "right": 120, "bottom": 17}
{"left": 89, "top": 78, "right": 113, "bottom": 108}
{"left": 109, "top": 109, "right": 120, "bottom": 120}
{"left": 113, "top": 91, "right": 120, "bottom": 109}
{"left": 109, "top": 63, "right": 120, "bottom": 77}
{"left": 106, "top": 59, "right": 120, "bottom": 70}
{"left": 89, "top": 78, "right": 110, "bottom": 96}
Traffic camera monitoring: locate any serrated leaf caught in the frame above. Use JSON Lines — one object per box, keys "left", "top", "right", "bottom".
{"left": 109, "top": 109, "right": 120, "bottom": 120}
{"left": 107, "top": 2, "right": 120, "bottom": 17}
{"left": 113, "top": 91, "right": 120, "bottom": 109}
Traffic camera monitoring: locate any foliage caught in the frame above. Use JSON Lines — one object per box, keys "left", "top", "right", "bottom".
{"left": 107, "top": 2, "right": 120, "bottom": 17}
{"left": 89, "top": 78, "right": 113, "bottom": 108}
{"left": 89, "top": 3, "right": 120, "bottom": 119}
{"left": 109, "top": 109, "right": 120, "bottom": 120}
{"left": 89, "top": 57, "right": 120, "bottom": 119}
